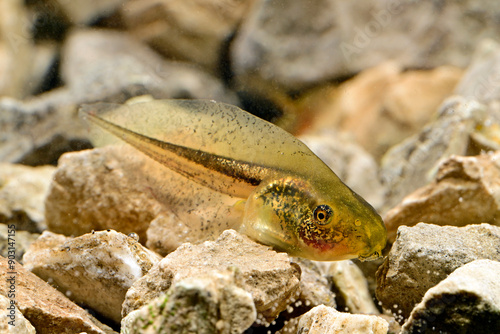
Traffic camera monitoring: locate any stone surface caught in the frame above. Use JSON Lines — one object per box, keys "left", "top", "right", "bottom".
{"left": 303, "top": 62, "right": 462, "bottom": 160}
{"left": 0, "top": 163, "right": 56, "bottom": 232}
{"left": 0, "top": 294, "right": 36, "bottom": 333}
{"left": 121, "top": 272, "right": 256, "bottom": 334}
{"left": 384, "top": 153, "right": 500, "bottom": 242}
{"left": 299, "top": 133, "right": 385, "bottom": 210}
{"left": 23, "top": 230, "right": 161, "bottom": 323}
{"left": 455, "top": 39, "right": 500, "bottom": 104}
{"left": 0, "top": 256, "right": 116, "bottom": 334}
{"left": 325, "top": 260, "right": 379, "bottom": 315}
{"left": 0, "top": 224, "right": 39, "bottom": 263}
{"left": 376, "top": 223, "right": 500, "bottom": 322}
{"left": 401, "top": 260, "right": 500, "bottom": 334}
{"left": 50, "top": 0, "right": 126, "bottom": 24}
{"left": 232, "top": 0, "right": 498, "bottom": 92}
{"left": 295, "top": 305, "right": 388, "bottom": 334}
{"left": 121, "top": 0, "right": 255, "bottom": 70}
{"left": 380, "top": 96, "right": 489, "bottom": 212}
{"left": 122, "top": 230, "right": 301, "bottom": 324}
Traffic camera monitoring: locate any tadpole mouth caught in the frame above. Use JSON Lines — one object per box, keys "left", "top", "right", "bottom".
{"left": 357, "top": 250, "right": 383, "bottom": 262}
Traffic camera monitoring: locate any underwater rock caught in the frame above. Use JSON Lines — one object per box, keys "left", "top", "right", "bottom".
{"left": 121, "top": 272, "right": 256, "bottom": 334}
{"left": 295, "top": 305, "right": 388, "bottom": 334}
{"left": 0, "top": 294, "right": 36, "bottom": 333}
{"left": 0, "top": 256, "right": 116, "bottom": 334}
{"left": 376, "top": 223, "right": 500, "bottom": 322}
{"left": 23, "top": 230, "right": 161, "bottom": 323}
{"left": 455, "top": 39, "right": 500, "bottom": 105}
{"left": 325, "top": 260, "right": 379, "bottom": 315}
{"left": 380, "top": 96, "right": 488, "bottom": 212}
{"left": 50, "top": 0, "right": 126, "bottom": 24}
{"left": 122, "top": 230, "right": 301, "bottom": 323}
{"left": 45, "top": 146, "right": 164, "bottom": 242}
{"left": 0, "top": 163, "right": 55, "bottom": 232}
{"left": 303, "top": 62, "right": 462, "bottom": 160}
{"left": 232, "top": 0, "right": 496, "bottom": 92}
{"left": 0, "top": 224, "right": 39, "bottom": 263}
{"left": 384, "top": 152, "right": 500, "bottom": 242}
{"left": 299, "top": 133, "right": 385, "bottom": 210}
{"left": 401, "top": 259, "right": 500, "bottom": 334}
{"left": 120, "top": 0, "right": 254, "bottom": 70}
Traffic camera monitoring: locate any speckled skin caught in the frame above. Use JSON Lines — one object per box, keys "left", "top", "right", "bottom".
{"left": 80, "top": 99, "right": 386, "bottom": 261}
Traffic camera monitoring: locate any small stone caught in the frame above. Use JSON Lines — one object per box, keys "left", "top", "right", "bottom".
{"left": 325, "top": 260, "right": 379, "bottom": 315}
{"left": 122, "top": 230, "right": 301, "bottom": 322}
{"left": 0, "top": 294, "right": 36, "bottom": 333}
{"left": 296, "top": 305, "right": 388, "bottom": 334}
{"left": 376, "top": 223, "right": 500, "bottom": 322}
{"left": 384, "top": 153, "right": 500, "bottom": 242}
{"left": 121, "top": 272, "right": 256, "bottom": 334}
{"left": 0, "top": 256, "right": 116, "bottom": 334}
{"left": 50, "top": 0, "right": 126, "bottom": 25}
{"left": 401, "top": 260, "right": 500, "bottom": 334}
{"left": 23, "top": 230, "right": 161, "bottom": 323}
{"left": 0, "top": 224, "right": 39, "bottom": 263}
{"left": 0, "top": 163, "right": 56, "bottom": 232}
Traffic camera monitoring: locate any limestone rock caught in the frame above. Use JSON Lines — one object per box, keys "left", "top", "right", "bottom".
{"left": 384, "top": 153, "right": 500, "bottom": 242}
{"left": 122, "top": 273, "right": 256, "bottom": 334}
{"left": 120, "top": 0, "right": 254, "bottom": 70}
{"left": 232, "top": 0, "right": 497, "bottom": 92}
{"left": 299, "top": 133, "right": 385, "bottom": 210}
{"left": 380, "top": 96, "right": 488, "bottom": 212}
{"left": 296, "top": 305, "right": 388, "bottom": 334}
{"left": 122, "top": 230, "right": 301, "bottom": 324}
{"left": 325, "top": 260, "right": 379, "bottom": 315}
{"left": 303, "top": 63, "right": 462, "bottom": 160}
{"left": 49, "top": 0, "right": 126, "bottom": 24}
{"left": 0, "top": 224, "right": 39, "bottom": 263}
{"left": 0, "top": 163, "right": 56, "bottom": 232}
{"left": 401, "top": 260, "right": 500, "bottom": 334}
{"left": 23, "top": 230, "right": 161, "bottom": 323}
{"left": 0, "top": 294, "right": 36, "bottom": 333}
{"left": 0, "top": 256, "right": 116, "bottom": 334}
{"left": 376, "top": 223, "right": 500, "bottom": 322}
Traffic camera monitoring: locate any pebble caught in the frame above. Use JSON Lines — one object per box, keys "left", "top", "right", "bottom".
{"left": 401, "top": 260, "right": 500, "bottom": 333}
{"left": 22, "top": 230, "right": 161, "bottom": 323}
{"left": 376, "top": 223, "right": 500, "bottom": 322}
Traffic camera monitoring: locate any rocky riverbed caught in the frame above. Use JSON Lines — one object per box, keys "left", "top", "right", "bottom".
{"left": 1, "top": 1, "right": 500, "bottom": 333}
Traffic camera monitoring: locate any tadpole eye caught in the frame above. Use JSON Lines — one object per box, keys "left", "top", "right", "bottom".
{"left": 313, "top": 204, "right": 333, "bottom": 225}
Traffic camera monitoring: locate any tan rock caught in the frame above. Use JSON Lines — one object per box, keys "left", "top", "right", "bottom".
{"left": 384, "top": 153, "right": 500, "bottom": 242}
{"left": 296, "top": 305, "right": 388, "bottom": 334}
{"left": 0, "top": 294, "right": 36, "bottom": 333}
{"left": 0, "top": 256, "right": 116, "bottom": 334}
{"left": 121, "top": 272, "right": 256, "bottom": 334}
{"left": 121, "top": 0, "right": 255, "bottom": 70}
{"left": 23, "top": 230, "right": 161, "bottom": 323}
{"left": 49, "top": 0, "right": 126, "bottom": 24}
{"left": 0, "top": 163, "right": 56, "bottom": 232}
{"left": 401, "top": 260, "right": 500, "bottom": 333}
{"left": 122, "top": 230, "right": 301, "bottom": 323}
{"left": 0, "top": 224, "right": 39, "bottom": 263}
{"left": 376, "top": 223, "right": 500, "bottom": 323}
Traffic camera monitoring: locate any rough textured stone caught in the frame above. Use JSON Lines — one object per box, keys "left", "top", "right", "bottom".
{"left": 23, "top": 230, "right": 161, "bottom": 323}
{"left": 380, "top": 96, "right": 489, "bottom": 212}
{"left": 232, "top": 0, "right": 498, "bottom": 92}
{"left": 121, "top": 0, "right": 255, "bottom": 70}
{"left": 384, "top": 153, "right": 500, "bottom": 242}
{"left": 50, "top": 0, "right": 126, "bottom": 24}
{"left": 122, "top": 230, "right": 301, "bottom": 324}
{"left": 0, "top": 224, "right": 39, "bottom": 263}
{"left": 325, "top": 260, "right": 379, "bottom": 315}
{"left": 299, "top": 133, "right": 385, "bottom": 210}
{"left": 303, "top": 63, "right": 462, "bottom": 160}
{"left": 121, "top": 273, "right": 256, "bottom": 334}
{"left": 0, "top": 163, "right": 55, "bottom": 232}
{"left": 376, "top": 223, "right": 500, "bottom": 322}
{"left": 401, "top": 260, "right": 500, "bottom": 334}
{"left": 0, "top": 294, "right": 36, "bottom": 333}
{"left": 0, "top": 256, "right": 116, "bottom": 334}
{"left": 296, "top": 305, "right": 388, "bottom": 334}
